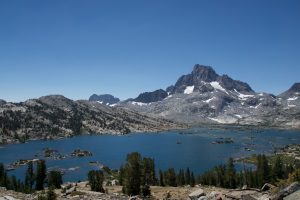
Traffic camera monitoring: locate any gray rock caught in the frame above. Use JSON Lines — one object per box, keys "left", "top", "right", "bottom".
{"left": 0, "top": 99, "right": 6, "bottom": 105}
{"left": 66, "top": 186, "right": 76, "bottom": 195}
{"left": 279, "top": 83, "right": 300, "bottom": 98}
{"left": 261, "top": 183, "right": 275, "bottom": 192}
{"left": 133, "top": 89, "right": 168, "bottom": 103}
{"left": 189, "top": 188, "right": 205, "bottom": 200}
{"left": 272, "top": 182, "right": 300, "bottom": 200}
{"left": 281, "top": 182, "right": 300, "bottom": 197}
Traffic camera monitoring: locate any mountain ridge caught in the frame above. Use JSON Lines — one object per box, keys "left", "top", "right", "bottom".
{"left": 0, "top": 95, "right": 183, "bottom": 144}
{"left": 118, "top": 64, "right": 300, "bottom": 129}
{"left": 89, "top": 94, "right": 120, "bottom": 105}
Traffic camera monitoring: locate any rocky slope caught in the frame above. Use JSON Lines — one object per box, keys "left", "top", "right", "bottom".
{"left": 132, "top": 89, "right": 168, "bottom": 103}
{"left": 0, "top": 95, "right": 182, "bottom": 144}
{"left": 89, "top": 94, "right": 120, "bottom": 105}
{"left": 0, "top": 99, "right": 6, "bottom": 105}
{"left": 119, "top": 64, "right": 300, "bottom": 129}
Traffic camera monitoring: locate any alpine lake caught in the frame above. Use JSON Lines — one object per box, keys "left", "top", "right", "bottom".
{"left": 1, "top": 127, "right": 300, "bottom": 182}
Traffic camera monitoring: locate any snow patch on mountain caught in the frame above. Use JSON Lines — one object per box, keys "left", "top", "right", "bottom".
{"left": 234, "top": 89, "right": 254, "bottom": 100}
{"left": 208, "top": 116, "right": 237, "bottom": 124}
{"left": 204, "top": 97, "right": 215, "bottom": 103}
{"left": 235, "top": 114, "right": 242, "bottom": 119}
{"left": 184, "top": 86, "right": 195, "bottom": 94}
{"left": 210, "top": 82, "right": 228, "bottom": 94}
{"left": 131, "top": 101, "right": 150, "bottom": 106}
{"left": 288, "top": 97, "right": 298, "bottom": 101}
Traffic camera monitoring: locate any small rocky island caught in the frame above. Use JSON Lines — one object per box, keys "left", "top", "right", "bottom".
{"left": 70, "top": 149, "right": 93, "bottom": 157}
{"left": 211, "top": 137, "right": 234, "bottom": 144}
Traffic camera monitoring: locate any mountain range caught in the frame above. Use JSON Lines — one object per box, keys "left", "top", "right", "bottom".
{"left": 101, "top": 64, "right": 300, "bottom": 129}
{"left": 0, "top": 95, "right": 181, "bottom": 143}
{"left": 1, "top": 64, "right": 299, "bottom": 144}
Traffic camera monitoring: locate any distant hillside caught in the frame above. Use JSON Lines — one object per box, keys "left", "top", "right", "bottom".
{"left": 0, "top": 95, "right": 183, "bottom": 144}
{"left": 89, "top": 94, "right": 120, "bottom": 105}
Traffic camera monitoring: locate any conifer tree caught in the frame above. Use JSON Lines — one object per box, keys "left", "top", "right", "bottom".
{"left": 36, "top": 160, "right": 46, "bottom": 190}
{"left": 159, "top": 170, "right": 165, "bottom": 186}
{"left": 225, "top": 158, "right": 236, "bottom": 188}
{"left": 48, "top": 171, "right": 62, "bottom": 189}
{"left": 123, "top": 152, "right": 142, "bottom": 195}
{"left": 185, "top": 168, "right": 191, "bottom": 185}
{"left": 272, "top": 155, "right": 284, "bottom": 181}
{"left": 25, "top": 161, "right": 34, "bottom": 192}
{"left": 88, "top": 170, "right": 105, "bottom": 192}
{"left": 190, "top": 172, "right": 195, "bottom": 187}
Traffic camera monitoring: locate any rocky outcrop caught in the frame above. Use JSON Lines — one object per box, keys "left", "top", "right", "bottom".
{"left": 132, "top": 89, "right": 168, "bottom": 103}
{"left": 278, "top": 83, "right": 300, "bottom": 99}
{"left": 89, "top": 94, "right": 120, "bottom": 105}
{"left": 271, "top": 182, "right": 300, "bottom": 200}
{"left": 189, "top": 188, "right": 205, "bottom": 200}
{"left": 0, "top": 99, "right": 6, "bottom": 106}
{"left": 0, "top": 95, "right": 183, "bottom": 144}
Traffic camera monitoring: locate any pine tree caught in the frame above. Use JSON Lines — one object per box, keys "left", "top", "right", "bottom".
{"left": 164, "top": 168, "right": 177, "bottom": 187}
{"left": 272, "top": 155, "right": 284, "bottom": 181}
{"left": 36, "top": 160, "right": 46, "bottom": 190}
{"left": 256, "top": 155, "right": 270, "bottom": 187}
{"left": 25, "top": 161, "right": 34, "bottom": 192}
{"left": 190, "top": 172, "right": 195, "bottom": 187}
{"left": 88, "top": 170, "right": 104, "bottom": 192}
{"left": 185, "top": 168, "right": 191, "bottom": 185}
{"left": 123, "top": 152, "right": 142, "bottom": 195}
{"left": 48, "top": 171, "right": 62, "bottom": 189}
{"left": 176, "top": 169, "right": 185, "bottom": 186}
{"left": 142, "top": 157, "right": 156, "bottom": 185}
{"left": 46, "top": 186, "right": 57, "bottom": 200}
{"left": 0, "top": 163, "right": 5, "bottom": 186}
{"left": 159, "top": 170, "right": 165, "bottom": 186}
{"left": 119, "top": 165, "right": 125, "bottom": 186}
{"left": 225, "top": 158, "right": 236, "bottom": 188}
{"left": 11, "top": 175, "right": 18, "bottom": 191}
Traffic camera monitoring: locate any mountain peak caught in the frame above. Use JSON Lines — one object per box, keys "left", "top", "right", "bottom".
{"left": 169, "top": 64, "right": 253, "bottom": 94}
{"left": 192, "top": 64, "right": 218, "bottom": 82}
{"left": 89, "top": 94, "right": 120, "bottom": 105}
{"left": 289, "top": 83, "right": 300, "bottom": 93}
{"left": 133, "top": 89, "right": 168, "bottom": 103}
{"left": 279, "top": 83, "right": 300, "bottom": 98}
{"left": 0, "top": 99, "right": 6, "bottom": 105}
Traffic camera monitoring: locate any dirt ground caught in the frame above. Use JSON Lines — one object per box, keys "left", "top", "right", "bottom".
{"left": 81, "top": 182, "right": 228, "bottom": 200}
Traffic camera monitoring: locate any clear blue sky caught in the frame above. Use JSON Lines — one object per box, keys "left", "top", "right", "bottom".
{"left": 1, "top": 0, "right": 300, "bottom": 102}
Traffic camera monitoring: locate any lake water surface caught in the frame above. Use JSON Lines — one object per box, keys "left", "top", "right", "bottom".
{"left": 1, "top": 127, "right": 300, "bottom": 182}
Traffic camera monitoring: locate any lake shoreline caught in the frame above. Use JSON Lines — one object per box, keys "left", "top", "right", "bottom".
{"left": 1, "top": 123, "right": 300, "bottom": 146}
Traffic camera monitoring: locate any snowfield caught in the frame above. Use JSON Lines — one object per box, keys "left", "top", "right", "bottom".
{"left": 184, "top": 86, "right": 195, "bottom": 94}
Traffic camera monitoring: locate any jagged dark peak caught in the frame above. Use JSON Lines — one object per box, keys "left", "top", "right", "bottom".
{"left": 171, "top": 64, "right": 254, "bottom": 94}
{"left": 217, "top": 75, "right": 254, "bottom": 93}
{"left": 288, "top": 83, "right": 300, "bottom": 93}
{"left": 166, "top": 85, "right": 175, "bottom": 94}
{"left": 279, "top": 83, "right": 300, "bottom": 98}
{"left": 133, "top": 89, "right": 168, "bottom": 103}
{"left": 0, "top": 99, "right": 6, "bottom": 105}
{"left": 89, "top": 94, "right": 120, "bottom": 105}
{"left": 175, "top": 64, "right": 218, "bottom": 89}
{"left": 192, "top": 64, "right": 219, "bottom": 82}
